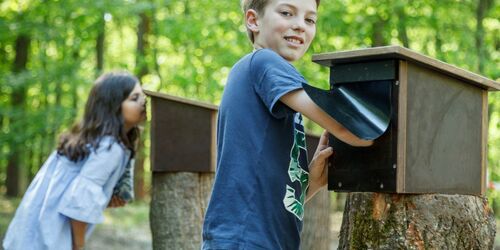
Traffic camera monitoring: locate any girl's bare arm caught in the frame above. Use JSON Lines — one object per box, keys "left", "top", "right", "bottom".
{"left": 70, "top": 219, "right": 87, "bottom": 250}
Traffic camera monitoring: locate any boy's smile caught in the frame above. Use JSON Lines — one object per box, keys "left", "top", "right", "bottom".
{"left": 285, "top": 35, "right": 304, "bottom": 47}
{"left": 248, "top": 0, "right": 317, "bottom": 62}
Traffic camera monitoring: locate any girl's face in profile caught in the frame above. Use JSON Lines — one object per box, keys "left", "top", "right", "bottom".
{"left": 122, "top": 83, "right": 147, "bottom": 131}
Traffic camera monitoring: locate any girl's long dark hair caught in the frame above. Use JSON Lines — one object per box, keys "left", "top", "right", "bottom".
{"left": 57, "top": 72, "right": 140, "bottom": 162}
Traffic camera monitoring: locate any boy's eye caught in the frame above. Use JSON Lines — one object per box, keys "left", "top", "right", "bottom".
{"left": 280, "top": 11, "right": 292, "bottom": 17}
{"left": 306, "top": 18, "right": 316, "bottom": 25}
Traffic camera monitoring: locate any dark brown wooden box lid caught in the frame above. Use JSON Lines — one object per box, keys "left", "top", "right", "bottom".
{"left": 144, "top": 90, "right": 218, "bottom": 111}
{"left": 312, "top": 45, "right": 500, "bottom": 91}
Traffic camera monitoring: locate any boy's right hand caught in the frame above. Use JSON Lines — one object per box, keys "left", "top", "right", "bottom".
{"left": 306, "top": 130, "right": 334, "bottom": 202}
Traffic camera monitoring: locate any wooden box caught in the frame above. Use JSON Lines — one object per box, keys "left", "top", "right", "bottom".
{"left": 145, "top": 90, "right": 218, "bottom": 172}
{"left": 146, "top": 90, "right": 324, "bottom": 173}
{"left": 312, "top": 46, "right": 500, "bottom": 195}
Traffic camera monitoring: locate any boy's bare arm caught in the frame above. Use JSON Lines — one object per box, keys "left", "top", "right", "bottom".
{"left": 280, "top": 89, "right": 373, "bottom": 147}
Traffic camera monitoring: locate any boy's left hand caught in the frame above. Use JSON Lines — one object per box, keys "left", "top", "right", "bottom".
{"left": 108, "top": 195, "right": 127, "bottom": 208}
{"left": 308, "top": 131, "right": 333, "bottom": 197}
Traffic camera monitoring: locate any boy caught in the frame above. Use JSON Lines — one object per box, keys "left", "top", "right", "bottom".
{"left": 202, "top": 0, "right": 372, "bottom": 249}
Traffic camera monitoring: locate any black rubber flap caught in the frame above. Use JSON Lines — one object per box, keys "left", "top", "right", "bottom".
{"left": 302, "top": 80, "right": 392, "bottom": 140}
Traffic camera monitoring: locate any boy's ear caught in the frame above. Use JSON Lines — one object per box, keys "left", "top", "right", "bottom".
{"left": 245, "top": 9, "right": 259, "bottom": 33}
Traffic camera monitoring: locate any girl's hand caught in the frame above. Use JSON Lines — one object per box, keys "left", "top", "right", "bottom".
{"left": 306, "top": 130, "right": 334, "bottom": 202}
{"left": 107, "top": 195, "right": 127, "bottom": 208}
{"left": 72, "top": 243, "right": 85, "bottom": 250}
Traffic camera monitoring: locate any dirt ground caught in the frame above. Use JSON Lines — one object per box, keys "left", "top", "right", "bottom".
{"left": 86, "top": 211, "right": 342, "bottom": 250}
{"left": 2, "top": 199, "right": 500, "bottom": 250}
{"left": 86, "top": 224, "right": 152, "bottom": 250}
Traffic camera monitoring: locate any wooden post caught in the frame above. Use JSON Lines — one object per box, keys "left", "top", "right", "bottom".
{"left": 146, "top": 91, "right": 218, "bottom": 249}
{"left": 301, "top": 188, "right": 330, "bottom": 250}
{"left": 150, "top": 172, "right": 214, "bottom": 249}
{"left": 338, "top": 193, "right": 495, "bottom": 249}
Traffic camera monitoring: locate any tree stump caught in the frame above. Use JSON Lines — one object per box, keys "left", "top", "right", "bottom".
{"left": 301, "top": 188, "right": 330, "bottom": 250}
{"left": 338, "top": 192, "right": 496, "bottom": 249}
{"left": 150, "top": 172, "right": 214, "bottom": 250}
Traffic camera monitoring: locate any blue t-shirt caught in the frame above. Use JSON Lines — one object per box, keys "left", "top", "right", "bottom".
{"left": 202, "top": 49, "right": 310, "bottom": 249}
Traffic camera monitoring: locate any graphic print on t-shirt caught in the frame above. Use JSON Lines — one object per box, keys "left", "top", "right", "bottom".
{"left": 283, "top": 113, "right": 309, "bottom": 220}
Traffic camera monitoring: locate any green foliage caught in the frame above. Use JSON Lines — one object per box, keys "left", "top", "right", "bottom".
{"left": 0, "top": 0, "right": 499, "bottom": 200}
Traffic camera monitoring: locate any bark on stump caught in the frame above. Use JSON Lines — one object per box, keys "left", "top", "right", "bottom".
{"left": 338, "top": 192, "right": 496, "bottom": 249}
{"left": 150, "top": 172, "right": 214, "bottom": 250}
{"left": 301, "top": 188, "right": 330, "bottom": 250}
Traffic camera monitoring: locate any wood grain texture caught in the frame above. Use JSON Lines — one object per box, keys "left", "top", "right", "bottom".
{"left": 149, "top": 94, "right": 217, "bottom": 172}
{"left": 405, "top": 63, "right": 483, "bottom": 194}
{"left": 210, "top": 111, "right": 217, "bottom": 172}
{"left": 396, "top": 60, "right": 408, "bottom": 193}
{"left": 481, "top": 91, "right": 488, "bottom": 195}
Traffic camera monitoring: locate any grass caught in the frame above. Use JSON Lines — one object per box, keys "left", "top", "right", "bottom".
{"left": 0, "top": 197, "right": 20, "bottom": 240}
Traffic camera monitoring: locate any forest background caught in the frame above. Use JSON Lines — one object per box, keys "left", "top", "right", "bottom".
{"left": 0, "top": 0, "right": 499, "bottom": 215}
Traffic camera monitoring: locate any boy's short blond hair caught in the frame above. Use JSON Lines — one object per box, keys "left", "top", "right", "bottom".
{"left": 241, "top": 0, "right": 320, "bottom": 43}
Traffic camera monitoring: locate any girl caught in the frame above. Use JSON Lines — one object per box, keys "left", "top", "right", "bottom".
{"left": 2, "top": 72, "right": 147, "bottom": 250}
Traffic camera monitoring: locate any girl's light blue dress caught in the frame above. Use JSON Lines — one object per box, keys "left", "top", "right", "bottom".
{"left": 2, "top": 136, "right": 131, "bottom": 250}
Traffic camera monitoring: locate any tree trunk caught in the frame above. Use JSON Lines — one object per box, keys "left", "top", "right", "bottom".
{"left": 475, "top": 0, "right": 494, "bottom": 74}
{"left": 434, "top": 33, "right": 444, "bottom": 60}
{"left": 6, "top": 34, "right": 30, "bottom": 197}
{"left": 429, "top": 7, "right": 444, "bottom": 61}
{"left": 134, "top": 10, "right": 151, "bottom": 200}
{"left": 0, "top": 42, "right": 6, "bottom": 65}
{"left": 338, "top": 192, "right": 496, "bottom": 249}
{"left": 300, "top": 188, "right": 330, "bottom": 250}
{"left": 26, "top": 146, "right": 34, "bottom": 181}
{"left": 136, "top": 12, "right": 150, "bottom": 78}
{"left": 396, "top": 5, "right": 409, "bottom": 48}
{"left": 150, "top": 172, "right": 214, "bottom": 250}
{"left": 134, "top": 132, "right": 147, "bottom": 199}
{"left": 6, "top": 155, "right": 21, "bottom": 197}
{"left": 96, "top": 14, "right": 105, "bottom": 77}
{"left": 371, "top": 16, "right": 387, "bottom": 47}
{"left": 150, "top": 6, "right": 164, "bottom": 90}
